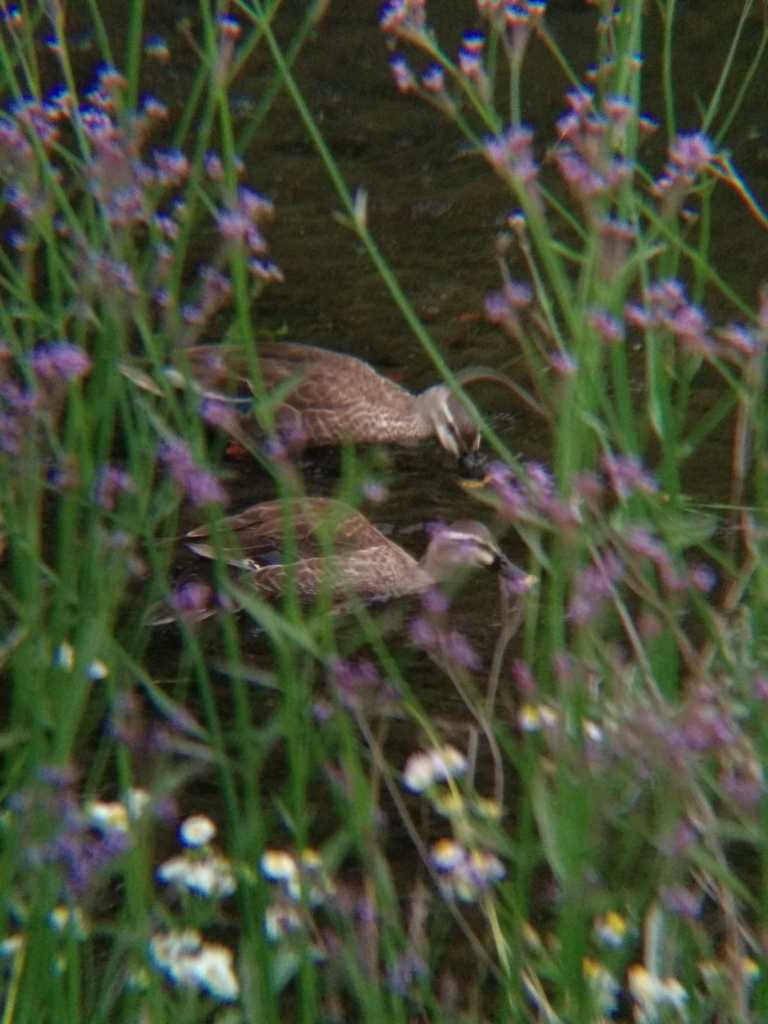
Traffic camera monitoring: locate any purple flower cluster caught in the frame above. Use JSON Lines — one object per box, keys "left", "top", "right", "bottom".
{"left": 410, "top": 587, "right": 481, "bottom": 672}
{"left": 483, "top": 460, "right": 582, "bottom": 530}
{"left": 216, "top": 187, "right": 273, "bottom": 249}
{"left": 474, "top": 1, "right": 546, "bottom": 50}
{"left": 625, "top": 279, "right": 764, "bottom": 365}
{"left": 200, "top": 398, "right": 245, "bottom": 437}
{"left": 587, "top": 308, "right": 625, "bottom": 345}
{"left": 379, "top": 0, "right": 428, "bottom": 41}
{"left": 327, "top": 657, "right": 400, "bottom": 712}
{"left": 182, "top": 266, "right": 233, "bottom": 328}
{"left": 553, "top": 88, "right": 635, "bottom": 216}
{"left": 159, "top": 438, "right": 227, "bottom": 506}
{"left": 568, "top": 549, "right": 624, "bottom": 625}
{"left": 8, "top": 767, "right": 130, "bottom": 898}
{"left": 0, "top": 61, "right": 284, "bottom": 325}
{"left": 0, "top": 100, "right": 51, "bottom": 183}
{"left": 600, "top": 453, "right": 657, "bottom": 501}
{"left": 92, "top": 465, "right": 136, "bottom": 510}
{"left": 0, "top": 342, "right": 90, "bottom": 456}
{"left": 626, "top": 279, "right": 715, "bottom": 357}
{"left": 483, "top": 126, "right": 540, "bottom": 202}
{"left": 653, "top": 131, "right": 714, "bottom": 216}
{"left": 214, "top": 187, "right": 283, "bottom": 283}
{"left": 29, "top": 341, "right": 92, "bottom": 382}
{"left": 457, "top": 31, "right": 485, "bottom": 84}
{"left": 484, "top": 281, "right": 533, "bottom": 342}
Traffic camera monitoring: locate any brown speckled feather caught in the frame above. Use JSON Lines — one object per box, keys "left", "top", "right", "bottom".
{"left": 183, "top": 342, "right": 429, "bottom": 445}
{"left": 186, "top": 497, "right": 428, "bottom": 599}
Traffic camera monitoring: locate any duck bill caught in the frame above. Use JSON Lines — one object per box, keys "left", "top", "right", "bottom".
{"left": 459, "top": 475, "right": 491, "bottom": 491}
{"left": 457, "top": 449, "right": 490, "bottom": 486}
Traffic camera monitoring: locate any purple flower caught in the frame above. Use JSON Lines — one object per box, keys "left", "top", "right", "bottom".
{"left": 482, "top": 461, "right": 530, "bottom": 520}
{"left": 97, "top": 257, "right": 138, "bottom": 295}
{"left": 153, "top": 213, "right": 179, "bottom": 240}
{"left": 555, "top": 150, "right": 606, "bottom": 200}
{"left": 409, "top": 613, "right": 480, "bottom": 672}
{"left": 717, "top": 323, "right": 759, "bottom": 358}
{"left": 623, "top": 526, "right": 667, "bottom": 562}
{"left": 458, "top": 47, "right": 482, "bottom": 78}
{"left": 500, "top": 563, "right": 536, "bottom": 598}
{"left": 8, "top": 767, "right": 130, "bottom": 898}
{"left": 422, "top": 64, "right": 445, "bottom": 93}
{"left": 409, "top": 615, "right": 437, "bottom": 648}
{"left": 0, "top": 412, "right": 22, "bottom": 453}
{"left": 604, "top": 96, "right": 633, "bottom": 130}
{"left": 668, "top": 132, "right": 713, "bottom": 176}
{"left": 93, "top": 466, "right": 135, "bottom": 510}
{"left": 565, "top": 88, "right": 594, "bottom": 117}
{"left": 601, "top": 453, "right": 657, "bottom": 500}
{"left": 144, "top": 37, "right": 170, "bottom": 62}
{"left": 568, "top": 552, "right": 624, "bottom": 624}
{"left": 217, "top": 14, "right": 242, "bottom": 39}
{"left": 171, "top": 580, "right": 214, "bottom": 615}
{"left": 249, "top": 258, "right": 284, "bottom": 283}
{"left": 388, "top": 54, "right": 416, "bottom": 93}
{"left": 159, "top": 439, "right": 227, "bottom": 506}
{"left": 182, "top": 304, "right": 205, "bottom": 326}
{"left": 153, "top": 148, "right": 189, "bottom": 186}
{"left": 461, "top": 30, "right": 484, "bottom": 54}
{"left": 624, "top": 302, "right": 649, "bottom": 329}
{"left": 653, "top": 132, "right": 714, "bottom": 214}
{"left": 380, "top": 0, "right": 427, "bottom": 38}
{"left": 216, "top": 208, "right": 250, "bottom": 242}
{"left": 327, "top": 657, "right": 400, "bottom": 712}
{"left": 200, "top": 398, "right": 244, "bottom": 435}
{"left": 484, "top": 126, "right": 539, "bottom": 194}
{"left": 185, "top": 467, "right": 228, "bottom": 506}
{"left": 30, "top": 342, "right": 91, "bottom": 381}
{"left": 688, "top": 563, "right": 716, "bottom": 593}
{"left": 572, "top": 470, "right": 604, "bottom": 506}
{"left": 667, "top": 303, "right": 714, "bottom": 355}
{"left": 484, "top": 283, "right": 532, "bottom": 339}
{"left": 661, "top": 885, "right": 702, "bottom": 919}
{"left": 675, "top": 688, "right": 737, "bottom": 753}
{"left": 205, "top": 152, "right": 224, "bottom": 180}
{"left": 105, "top": 186, "right": 146, "bottom": 228}
{"left": 387, "top": 952, "right": 428, "bottom": 996}
{"left": 238, "top": 187, "right": 273, "bottom": 222}
{"left": 588, "top": 308, "right": 625, "bottom": 345}
{"left": 96, "top": 64, "right": 128, "bottom": 94}
{"left": 421, "top": 586, "right": 450, "bottom": 616}
{"left": 443, "top": 629, "right": 481, "bottom": 671}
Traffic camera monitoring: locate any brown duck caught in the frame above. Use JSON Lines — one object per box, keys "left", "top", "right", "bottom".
{"left": 183, "top": 497, "right": 514, "bottom": 601}
{"left": 150, "top": 341, "right": 524, "bottom": 459}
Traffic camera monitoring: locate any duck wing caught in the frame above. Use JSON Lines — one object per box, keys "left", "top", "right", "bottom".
{"left": 183, "top": 342, "right": 418, "bottom": 445}
{"left": 185, "top": 497, "right": 389, "bottom": 568}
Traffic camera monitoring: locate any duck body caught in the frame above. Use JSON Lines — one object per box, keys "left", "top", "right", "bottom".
{"left": 184, "top": 497, "right": 504, "bottom": 603}
{"left": 181, "top": 342, "right": 479, "bottom": 456}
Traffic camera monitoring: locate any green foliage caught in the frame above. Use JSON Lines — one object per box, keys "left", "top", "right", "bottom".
{"left": 1, "top": 1, "right": 768, "bottom": 1022}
